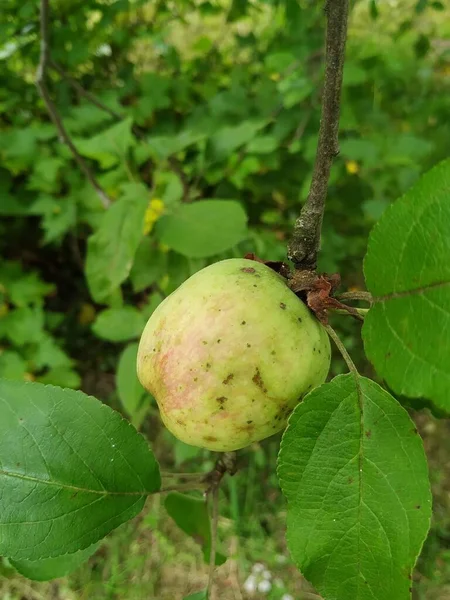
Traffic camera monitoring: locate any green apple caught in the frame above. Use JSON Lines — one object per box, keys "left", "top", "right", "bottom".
{"left": 137, "top": 258, "right": 330, "bottom": 451}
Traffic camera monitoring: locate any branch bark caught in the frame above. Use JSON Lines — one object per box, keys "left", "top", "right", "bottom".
{"left": 36, "top": 0, "right": 111, "bottom": 209}
{"left": 287, "top": 0, "right": 350, "bottom": 270}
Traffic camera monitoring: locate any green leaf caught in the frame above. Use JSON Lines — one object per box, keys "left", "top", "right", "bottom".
{"left": 40, "top": 197, "right": 77, "bottom": 245}
{"left": 0, "top": 379, "right": 160, "bottom": 560}
{"left": 134, "top": 73, "right": 171, "bottom": 122}
{"left": 142, "top": 292, "right": 164, "bottom": 319}
{"left": 0, "top": 194, "right": 35, "bottom": 216}
{"left": 116, "top": 343, "right": 147, "bottom": 425}
{"left": 340, "top": 138, "right": 379, "bottom": 167}
{"left": 370, "top": 0, "right": 379, "bottom": 18}
{"left": 363, "top": 159, "right": 450, "bottom": 411}
{"left": 10, "top": 542, "right": 100, "bottom": 581}
{"left": 278, "top": 374, "right": 431, "bottom": 600}
{"left": 1, "top": 128, "right": 38, "bottom": 170}
{"left": 4, "top": 307, "right": 45, "bottom": 346}
{"left": 85, "top": 183, "right": 148, "bottom": 302}
{"left": 92, "top": 307, "right": 146, "bottom": 342}
{"left": 145, "top": 129, "right": 207, "bottom": 161}
{"left": 65, "top": 102, "right": 115, "bottom": 135}
{"left": 155, "top": 200, "right": 248, "bottom": 258}
{"left": 211, "top": 120, "right": 269, "bottom": 159}
{"left": 29, "top": 334, "right": 72, "bottom": 369}
{"left": 164, "top": 493, "right": 226, "bottom": 566}
{"left": 184, "top": 592, "right": 207, "bottom": 600}
{"left": 0, "top": 557, "right": 16, "bottom": 578}
{"left": 228, "top": 0, "right": 249, "bottom": 21}
{"left": 130, "top": 238, "right": 168, "bottom": 293}
{"left": 27, "top": 157, "right": 65, "bottom": 194}
{"left": 0, "top": 351, "right": 27, "bottom": 380}
{"left": 174, "top": 438, "right": 202, "bottom": 467}
{"left": 73, "top": 118, "right": 135, "bottom": 169}
{"left": 246, "top": 135, "right": 278, "bottom": 155}
{"left": 37, "top": 367, "right": 82, "bottom": 389}
{"left": 0, "top": 262, "right": 54, "bottom": 307}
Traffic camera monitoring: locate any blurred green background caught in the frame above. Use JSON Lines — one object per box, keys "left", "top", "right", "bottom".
{"left": 1, "top": 0, "right": 450, "bottom": 598}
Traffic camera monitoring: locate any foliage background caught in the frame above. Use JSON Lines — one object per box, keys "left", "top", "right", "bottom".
{"left": 1, "top": 0, "right": 450, "bottom": 598}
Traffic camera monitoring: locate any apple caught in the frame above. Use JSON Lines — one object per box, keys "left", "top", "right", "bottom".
{"left": 137, "top": 259, "right": 330, "bottom": 451}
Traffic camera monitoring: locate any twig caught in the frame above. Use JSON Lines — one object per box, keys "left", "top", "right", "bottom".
{"left": 337, "top": 290, "right": 373, "bottom": 304}
{"left": 287, "top": 0, "right": 350, "bottom": 270}
{"left": 36, "top": 0, "right": 111, "bottom": 209}
{"left": 49, "top": 60, "right": 123, "bottom": 121}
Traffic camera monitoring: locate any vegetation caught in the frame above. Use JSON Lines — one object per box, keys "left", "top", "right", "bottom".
{"left": 1, "top": 0, "right": 450, "bottom": 599}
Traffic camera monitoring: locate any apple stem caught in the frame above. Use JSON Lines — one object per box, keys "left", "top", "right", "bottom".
{"left": 324, "top": 324, "right": 359, "bottom": 378}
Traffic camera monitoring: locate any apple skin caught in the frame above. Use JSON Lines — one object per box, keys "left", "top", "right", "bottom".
{"left": 137, "top": 258, "right": 331, "bottom": 451}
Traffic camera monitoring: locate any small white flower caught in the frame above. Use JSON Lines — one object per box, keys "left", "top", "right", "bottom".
{"left": 281, "top": 595, "right": 294, "bottom": 600}
{"left": 258, "top": 580, "right": 272, "bottom": 593}
{"left": 252, "top": 562, "right": 264, "bottom": 573}
{"left": 243, "top": 575, "right": 257, "bottom": 594}
{"left": 275, "top": 553, "right": 288, "bottom": 564}
{"left": 262, "top": 569, "right": 272, "bottom": 580}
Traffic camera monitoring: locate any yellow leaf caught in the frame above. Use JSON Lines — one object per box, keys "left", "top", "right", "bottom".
{"left": 345, "top": 160, "right": 359, "bottom": 175}
{"left": 143, "top": 198, "right": 165, "bottom": 235}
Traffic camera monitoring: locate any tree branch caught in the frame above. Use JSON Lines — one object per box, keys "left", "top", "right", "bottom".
{"left": 287, "top": 0, "right": 350, "bottom": 270}
{"left": 36, "top": 0, "right": 111, "bottom": 209}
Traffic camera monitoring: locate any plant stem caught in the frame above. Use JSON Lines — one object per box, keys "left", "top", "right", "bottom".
{"left": 207, "top": 485, "right": 219, "bottom": 599}
{"left": 324, "top": 323, "right": 358, "bottom": 377}
{"left": 158, "top": 482, "right": 208, "bottom": 494}
{"left": 287, "top": 0, "right": 350, "bottom": 270}
{"left": 36, "top": 0, "right": 111, "bottom": 209}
